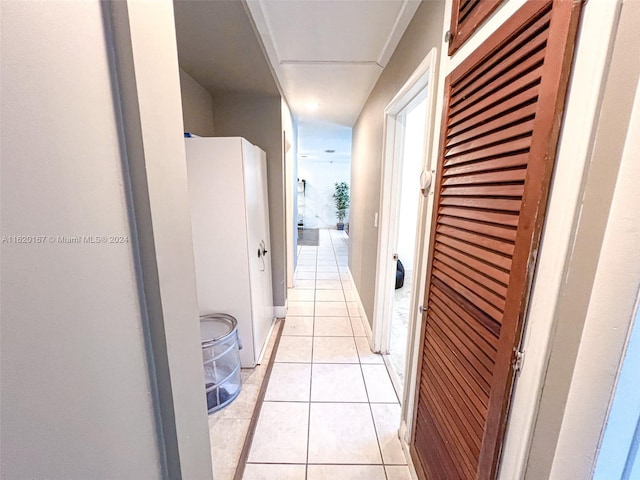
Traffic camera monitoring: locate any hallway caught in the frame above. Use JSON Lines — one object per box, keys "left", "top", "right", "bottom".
{"left": 244, "top": 229, "right": 411, "bottom": 479}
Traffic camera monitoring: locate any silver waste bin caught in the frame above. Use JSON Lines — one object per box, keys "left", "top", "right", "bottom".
{"left": 200, "top": 313, "right": 242, "bottom": 414}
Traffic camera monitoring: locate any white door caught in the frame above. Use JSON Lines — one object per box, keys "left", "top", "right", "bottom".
{"left": 386, "top": 93, "right": 429, "bottom": 393}
{"left": 372, "top": 49, "right": 438, "bottom": 402}
{"left": 256, "top": 148, "right": 274, "bottom": 361}
{"left": 242, "top": 141, "right": 273, "bottom": 363}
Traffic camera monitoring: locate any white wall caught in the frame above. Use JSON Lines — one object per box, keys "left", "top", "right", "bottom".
{"left": 212, "top": 94, "right": 288, "bottom": 308}
{"left": 0, "top": 1, "right": 212, "bottom": 478}
{"left": 179, "top": 68, "right": 215, "bottom": 136}
{"left": 1, "top": 2, "right": 154, "bottom": 477}
{"left": 282, "top": 100, "right": 297, "bottom": 288}
{"left": 350, "top": 0, "right": 445, "bottom": 323}
{"left": 546, "top": 32, "right": 640, "bottom": 479}
{"left": 298, "top": 160, "right": 351, "bottom": 229}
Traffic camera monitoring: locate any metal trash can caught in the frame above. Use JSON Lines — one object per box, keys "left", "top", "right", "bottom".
{"left": 200, "top": 313, "right": 242, "bottom": 414}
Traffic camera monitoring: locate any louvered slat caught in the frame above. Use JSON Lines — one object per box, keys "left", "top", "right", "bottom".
{"left": 448, "top": 0, "right": 504, "bottom": 56}
{"left": 434, "top": 242, "right": 511, "bottom": 289}
{"left": 412, "top": 2, "right": 583, "bottom": 478}
{"left": 434, "top": 250, "right": 509, "bottom": 298}
{"left": 423, "top": 322, "right": 491, "bottom": 429}
{"left": 430, "top": 299, "right": 496, "bottom": 377}
{"left": 437, "top": 224, "right": 515, "bottom": 255}
{"left": 438, "top": 214, "right": 518, "bottom": 242}
{"left": 451, "top": 8, "right": 552, "bottom": 99}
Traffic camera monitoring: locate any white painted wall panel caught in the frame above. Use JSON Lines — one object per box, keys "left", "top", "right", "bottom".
{"left": 0, "top": 2, "right": 163, "bottom": 477}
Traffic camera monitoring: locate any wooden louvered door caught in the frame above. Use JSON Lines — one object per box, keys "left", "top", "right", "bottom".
{"left": 410, "top": 1, "right": 582, "bottom": 479}
{"left": 448, "top": 0, "right": 505, "bottom": 55}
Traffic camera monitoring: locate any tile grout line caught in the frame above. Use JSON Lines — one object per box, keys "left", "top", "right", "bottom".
{"left": 252, "top": 232, "right": 404, "bottom": 478}
{"left": 354, "top": 321, "right": 389, "bottom": 478}
{"left": 304, "top": 244, "right": 318, "bottom": 480}
{"left": 233, "top": 319, "right": 285, "bottom": 480}
{"left": 331, "top": 230, "right": 390, "bottom": 480}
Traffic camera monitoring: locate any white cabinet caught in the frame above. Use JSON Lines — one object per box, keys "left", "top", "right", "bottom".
{"left": 185, "top": 137, "right": 274, "bottom": 367}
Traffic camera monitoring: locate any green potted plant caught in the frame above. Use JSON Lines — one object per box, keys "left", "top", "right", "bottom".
{"left": 333, "top": 181, "right": 350, "bottom": 230}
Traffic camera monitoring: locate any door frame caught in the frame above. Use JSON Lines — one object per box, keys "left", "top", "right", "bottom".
{"left": 372, "top": 48, "right": 438, "bottom": 359}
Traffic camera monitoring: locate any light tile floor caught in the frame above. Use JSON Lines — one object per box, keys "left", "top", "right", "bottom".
{"left": 209, "top": 323, "right": 281, "bottom": 480}
{"left": 244, "top": 229, "right": 411, "bottom": 480}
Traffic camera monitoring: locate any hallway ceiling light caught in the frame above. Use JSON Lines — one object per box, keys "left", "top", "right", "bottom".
{"left": 307, "top": 101, "right": 320, "bottom": 111}
{"left": 324, "top": 149, "right": 335, "bottom": 153}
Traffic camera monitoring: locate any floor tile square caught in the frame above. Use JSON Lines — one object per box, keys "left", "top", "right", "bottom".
{"left": 316, "top": 272, "right": 340, "bottom": 280}
{"left": 288, "top": 289, "right": 315, "bottom": 302}
{"left": 265, "top": 363, "right": 311, "bottom": 402}
{"left": 308, "top": 403, "right": 382, "bottom": 464}
{"left": 283, "top": 316, "right": 314, "bottom": 336}
{"left": 213, "top": 466, "right": 236, "bottom": 480}
{"left": 307, "top": 465, "right": 386, "bottom": 480}
{"left": 371, "top": 403, "right": 406, "bottom": 464}
{"left": 344, "top": 289, "right": 357, "bottom": 301}
{"left": 311, "top": 364, "right": 367, "bottom": 402}
{"left": 313, "top": 337, "right": 359, "bottom": 363}
{"left": 315, "top": 301, "right": 348, "bottom": 316}
{"left": 209, "top": 417, "right": 250, "bottom": 471}
{"left": 287, "top": 301, "right": 314, "bottom": 316}
{"left": 314, "top": 316, "right": 353, "bottom": 337}
{"left": 297, "top": 258, "right": 316, "bottom": 266}
{"left": 346, "top": 302, "right": 360, "bottom": 316}
{"left": 315, "top": 289, "right": 345, "bottom": 302}
{"left": 294, "top": 279, "right": 316, "bottom": 289}
{"left": 385, "top": 466, "right": 412, "bottom": 480}
{"left": 350, "top": 316, "right": 367, "bottom": 337}
{"left": 275, "top": 336, "right": 313, "bottom": 363}
{"left": 315, "top": 280, "right": 343, "bottom": 290}
{"left": 317, "top": 259, "right": 338, "bottom": 266}
{"left": 248, "top": 402, "right": 308, "bottom": 463}
{"left": 355, "top": 337, "right": 384, "bottom": 364}
{"left": 316, "top": 265, "right": 339, "bottom": 273}
{"left": 295, "top": 265, "right": 317, "bottom": 272}
{"left": 295, "top": 271, "right": 316, "bottom": 280}
{"left": 243, "top": 464, "right": 306, "bottom": 480}
{"left": 361, "top": 364, "right": 398, "bottom": 403}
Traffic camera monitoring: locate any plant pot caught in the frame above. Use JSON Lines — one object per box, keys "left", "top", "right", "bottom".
{"left": 337, "top": 223, "right": 345, "bottom": 231}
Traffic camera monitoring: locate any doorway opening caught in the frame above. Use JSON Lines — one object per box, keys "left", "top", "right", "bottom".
{"left": 388, "top": 93, "right": 428, "bottom": 391}
{"left": 372, "top": 50, "right": 437, "bottom": 401}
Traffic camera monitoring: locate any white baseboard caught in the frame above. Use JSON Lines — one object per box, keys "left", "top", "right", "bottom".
{"left": 344, "top": 268, "right": 375, "bottom": 350}
{"left": 274, "top": 304, "right": 287, "bottom": 319}
{"left": 399, "top": 421, "right": 419, "bottom": 480}
{"left": 256, "top": 318, "right": 276, "bottom": 365}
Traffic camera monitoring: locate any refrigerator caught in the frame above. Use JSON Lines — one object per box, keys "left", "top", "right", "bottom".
{"left": 185, "top": 137, "right": 274, "bottom": 367}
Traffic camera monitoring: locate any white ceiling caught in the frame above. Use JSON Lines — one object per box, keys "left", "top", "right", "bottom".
{"left": 174, "top": 0, "right": 420, "bottom": 165}
{"left": 246, "top": 0, "right": 421, "bottom": 127}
